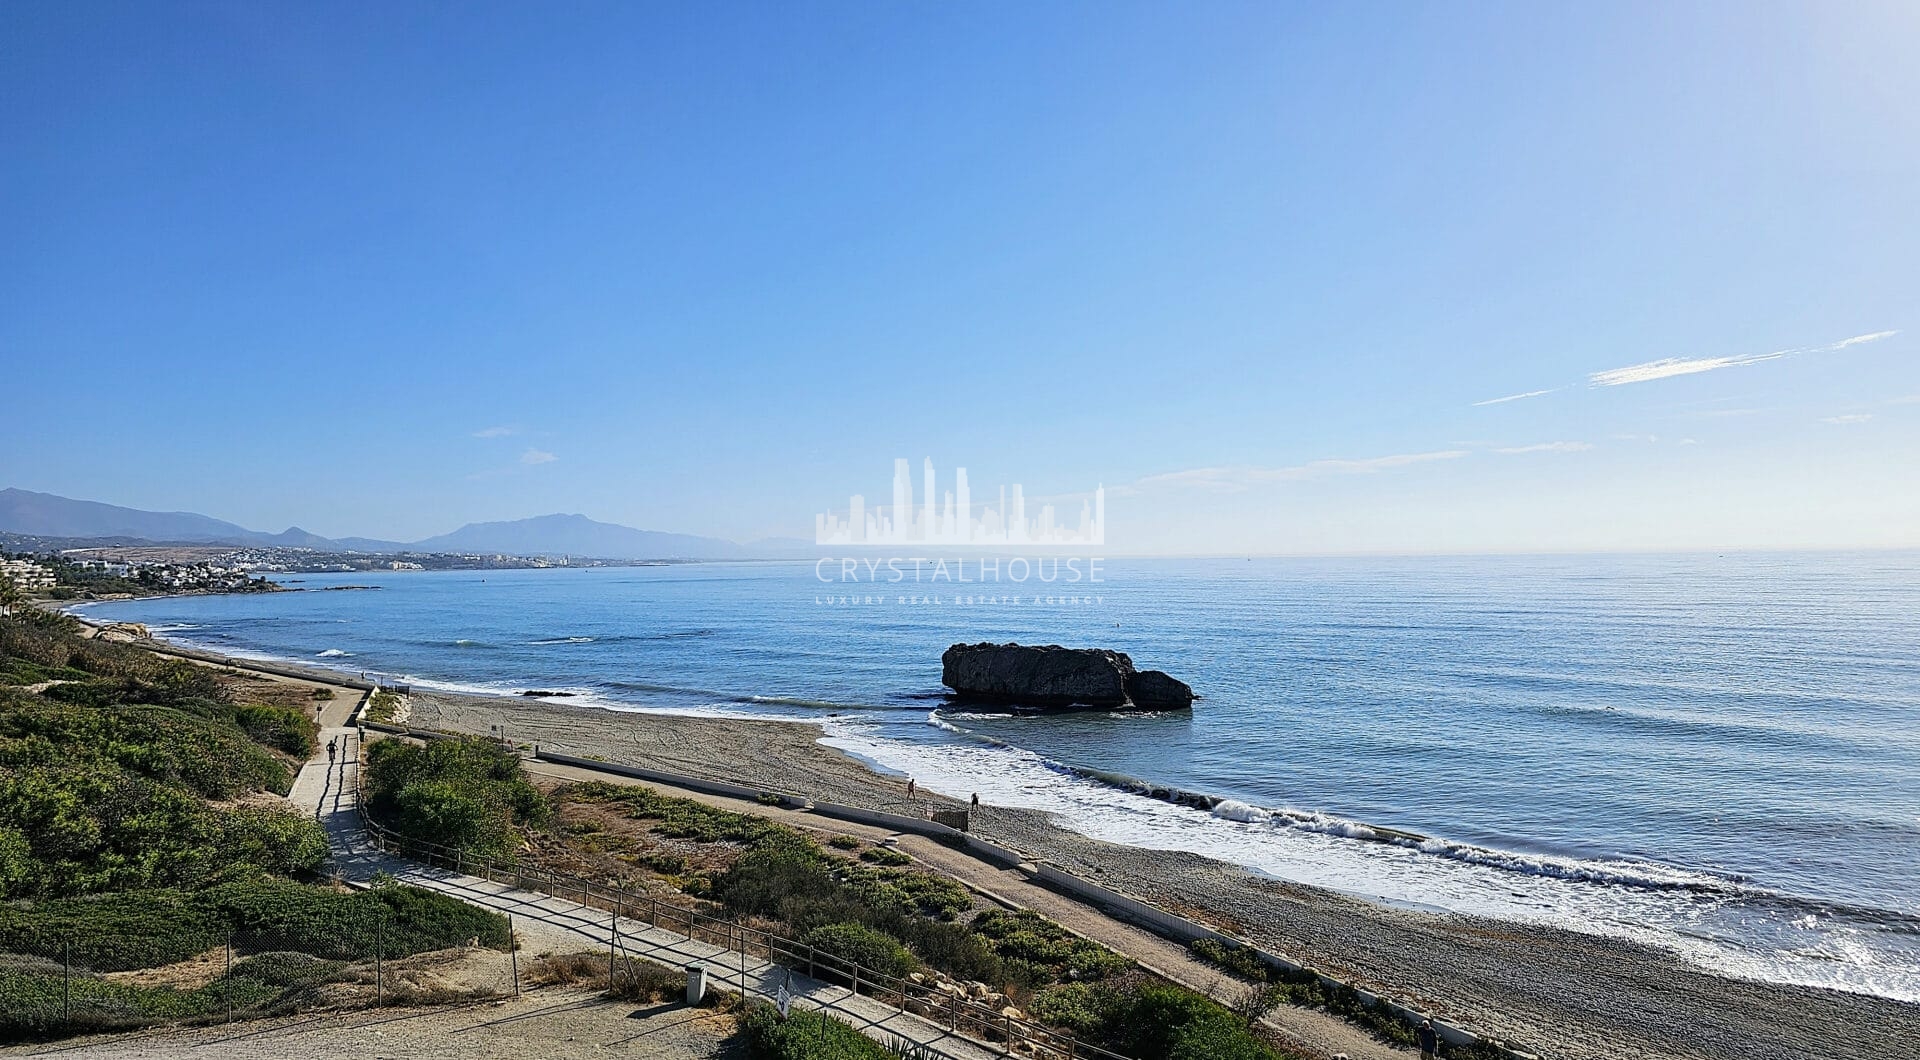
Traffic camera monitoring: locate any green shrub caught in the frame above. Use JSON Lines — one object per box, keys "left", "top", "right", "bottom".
{"left": 740, "top": 1001, "right": 892, "bottom": 1059}
{"left": 566, "top": 781, "right": 789, "bottom": 845}
{"left": 0, "top": 765, "right": 325, "bottom": 899}
{"left": 802, "top": 922, "right": 915, "bottom": 982}
{"left": 1095, "top": 981, "right": 1288, "bottom": 1060}
{"left": 232, "top": 950, "right": 348, "bottom": 988}
{"left": 1030, "top": 982, "right": 1125, "bottom": 1037}
{"left": 0, "top": 698, "right": 292, "bottom": 799}
{"left": 0, "top": 878, "right": 510, "bottom": 971}
{"left": 365, "top": 690, "right": 402, "bottom": 723}
{"left": 1189, "top": 938, "right": 1417, "bottom": 1046}
{"left": 228, "top": 703, "right": 317, "bottom": 758}
{"left": 859, "top": 847, "right": 911, "bottom": 867}
{"left": 363, "top": 738, "right": 548, "bottom": 859}
{"left": 970, "top": 910, "right": 1128, "bottom": 986}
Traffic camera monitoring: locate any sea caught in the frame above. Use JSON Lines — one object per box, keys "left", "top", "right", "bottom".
{"left": 73, "top": 552, "right": 1920, "bottom": 1002}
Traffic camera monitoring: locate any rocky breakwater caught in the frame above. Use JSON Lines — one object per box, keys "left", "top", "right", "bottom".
{"left": 940, "top": 642, "right": 1195, "bottom": 710}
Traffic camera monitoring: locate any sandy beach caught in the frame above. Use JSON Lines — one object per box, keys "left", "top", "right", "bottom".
{"left": 393, "top": 687, "right": 1917, "bottom": 1060}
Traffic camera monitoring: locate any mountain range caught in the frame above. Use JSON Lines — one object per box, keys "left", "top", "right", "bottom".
{"left": 0, "top": 488, "right": 806, "bottom": 560}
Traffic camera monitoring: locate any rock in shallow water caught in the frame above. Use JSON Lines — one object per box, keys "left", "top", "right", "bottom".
{"left": 940, "top": 642, "right": 1194, "bottom": 710}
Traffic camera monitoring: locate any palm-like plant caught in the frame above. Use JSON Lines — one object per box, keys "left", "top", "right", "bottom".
{"left": 0, "top": 575, "right": 20, "bottom": 617}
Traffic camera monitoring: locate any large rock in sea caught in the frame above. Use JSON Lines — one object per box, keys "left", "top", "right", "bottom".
{"left": 940, "top": 642, "right": 1195, "bottom": 711}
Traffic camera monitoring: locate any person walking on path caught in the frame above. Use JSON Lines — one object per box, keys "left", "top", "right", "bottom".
{"left": 1418, "top": 1018, "right": 1439, "bottom": 1060}
{"left": 327, "top": 737, "right": 338, "bottom": 765}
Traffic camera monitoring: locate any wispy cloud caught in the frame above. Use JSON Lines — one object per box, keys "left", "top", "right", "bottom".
{"left": 1589, "top": 329, "right": 1898, "bottom": 388}
{"left": 1472, "top": 388, "right": 1558, "bottom": 407}
{"left": 520, "top": 448, "right": 558, "bottom": 465}
{"left": 1821, "top": 413, "right": 1873, "bottom": 425}
{"left": 1494, "top": 441, "right": 1594, "bottom": 454}
{"left": 1589, "top": 351, "right": 1787, "bottom": 387}
{"left": 1835, "top": 330, "right": 1899, "bottom": 348}
{"left": 472, "top": 425, "right": 520, "bottom": 438}
{"left": 1136, "top": 450, "right": 1470, "bottom": 493}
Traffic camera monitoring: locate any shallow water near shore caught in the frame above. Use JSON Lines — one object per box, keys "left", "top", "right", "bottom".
{"left": 77, "top": 552, "right": 1920, "bottom": 1001}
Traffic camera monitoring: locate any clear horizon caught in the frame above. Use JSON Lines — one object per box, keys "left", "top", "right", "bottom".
{"left": 4, "top": 3, "right": 1917, "bottom": 554}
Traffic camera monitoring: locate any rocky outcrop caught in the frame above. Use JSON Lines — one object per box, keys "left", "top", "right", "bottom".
{"left": 1124, "top": 667, "right": 1196, "bottom": 711}
{"left": 940, "top": 642, "right": 1194, "bottom": 710}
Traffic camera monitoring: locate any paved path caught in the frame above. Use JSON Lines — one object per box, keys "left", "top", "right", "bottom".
{"left": 291, "top": 729, "right": 1010, "bottom": 1060}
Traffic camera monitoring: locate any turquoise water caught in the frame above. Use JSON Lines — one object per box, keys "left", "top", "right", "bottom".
{"left": 79, "top": 553, "right": 1920, "bottom": 1000}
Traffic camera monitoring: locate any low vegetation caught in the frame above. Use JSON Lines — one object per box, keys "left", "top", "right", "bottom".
{"left": 363, "top": 737, "right": 550, "bottom": 859}
{"left": 1189, "top": 937, "right": 1433, "bottom": 1050}
{"left": 364, "top": 689, "right": 403, "bottom": 723}
{"left": 0, "top": 613, "right": 515, "bottom": 1042}
{"left": 547, "top": 779, "right": 1296, "bottom": 1059}
{"left": 0, "top": 617, "right": 327, "bottom": 900}
{"left": 0, "top": 876, "right": 509, "bottom": 971}
{"left": 741, "top": 1002, "right": 895, "bottom": 1059}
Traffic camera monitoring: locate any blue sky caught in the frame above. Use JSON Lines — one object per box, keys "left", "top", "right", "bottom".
{"left": 2, "top": 2, "right": 1915, "bottom": 553}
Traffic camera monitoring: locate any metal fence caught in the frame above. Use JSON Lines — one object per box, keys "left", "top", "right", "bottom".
{"left": 352, "top": 736, "right": 1132, "bottom": 1060}
{"left": 0, "top": 911, "right": 521, "bottom": 1043}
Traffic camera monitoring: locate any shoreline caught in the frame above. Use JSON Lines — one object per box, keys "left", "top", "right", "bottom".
{"left": 407, "top": 687, "right": 1920, "bottom": 1060}
{"left": 62, "top": 616, "right": 1920, "bottom": 1060}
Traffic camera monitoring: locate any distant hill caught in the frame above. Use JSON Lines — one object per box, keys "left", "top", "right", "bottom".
{"left": 0, "top": 487, "right": 287, "bottom": 545}
{"left": 0, "top": 488, "right": 795, "bottom": 560}
{"left": 410, "top": 513, "right": 745, "bottom": 559}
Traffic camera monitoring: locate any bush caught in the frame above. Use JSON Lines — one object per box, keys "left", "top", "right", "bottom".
{"left": 0, "top": 878, "right": 511, "bottom": 971}
{"left": 970, "top": 910, "right": 1128, "bottom": 986}
{"left": 741, "top": 1002, "right": 892, "bottom": 1059}
{"left": 859, "top": 847, "right": 911, "bottom": 867}
{"left": 0, "top": 698, "right": 293, "bottom": 799}
{"left": 1093, "top": 981, "right": 1288, "bottom": 1060}
{"left": 363, "top": 738, "right": 548, "bottom": 859}
{"left": 608, "top": 958, "right": 685, "bottom": 1001}
{"left": 1030, "top": 982, "right": 1125, "bottom": 1037}
{"left": 802, "top": 922, "right": 915, "bottom": 982}
{"left": 1189, "top": 938, "right": 1417, "bottom": 1046}
{"left": 0, "top": 764, "right": 326, "bottom": 899}
{"left": 228, "top": 703, "right": 317, "bottom": 758}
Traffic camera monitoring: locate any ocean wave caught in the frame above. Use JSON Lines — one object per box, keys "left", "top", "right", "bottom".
{"left": 315, "top": 648, "right": 353, "bottom": 658}
{"left": 529, "top": 636, "right": 597, "bottom": 645}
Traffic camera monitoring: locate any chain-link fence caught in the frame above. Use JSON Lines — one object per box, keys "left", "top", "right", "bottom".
{"left": 1, "top": 909, "right": 523, "bottom": 1043}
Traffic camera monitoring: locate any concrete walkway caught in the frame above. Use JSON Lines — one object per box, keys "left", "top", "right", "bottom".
{"left": 290, "top": 729, "right": 1011, "bottom": 1060}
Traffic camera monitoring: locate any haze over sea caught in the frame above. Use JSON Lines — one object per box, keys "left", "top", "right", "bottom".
{"left": 79, "top": 553, "right": 1920, "bottom": 1001}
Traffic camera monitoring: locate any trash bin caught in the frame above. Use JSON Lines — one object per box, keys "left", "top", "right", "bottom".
{"left": 686, "top": 962, "right": 707, "bottom": 1005}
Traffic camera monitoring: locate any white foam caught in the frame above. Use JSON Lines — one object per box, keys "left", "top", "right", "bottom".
{"left": 818, "top": 716, "right": 1920, "bottom": 1003}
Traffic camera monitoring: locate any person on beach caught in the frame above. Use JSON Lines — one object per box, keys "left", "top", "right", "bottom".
{"left": 971, "top": 792, "right": 980, "bottom": 807}
{"left": 906, "top": 778, "right": 916, "bottom": 798}
{"left": 1418, "top": 1018, "right": 1438, "bottom": 1059}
